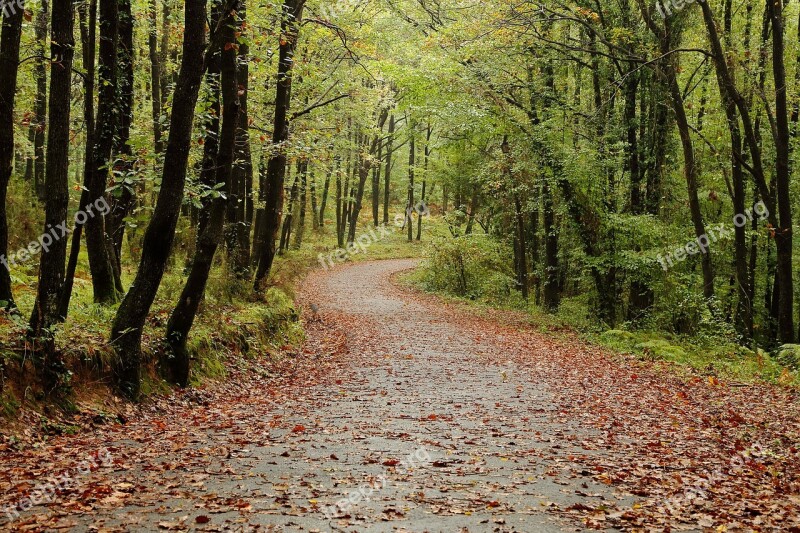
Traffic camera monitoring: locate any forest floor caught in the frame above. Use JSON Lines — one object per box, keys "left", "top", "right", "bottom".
{"left": 1, "top": 259, "right": 799, "bottom": 532}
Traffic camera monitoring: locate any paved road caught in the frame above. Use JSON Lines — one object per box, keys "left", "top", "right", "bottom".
{"left": 3, "top": 259, "right": 723, "bottom": 532}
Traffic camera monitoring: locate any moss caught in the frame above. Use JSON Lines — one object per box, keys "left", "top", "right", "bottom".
{"left": 775, "top": 345, "right": 800, "bottom": 371}
{"left": 599, "top": 330, "right": 636, "bottom": 350}
{"left": 634, "top": 340, "right": 689, "bottom": 363}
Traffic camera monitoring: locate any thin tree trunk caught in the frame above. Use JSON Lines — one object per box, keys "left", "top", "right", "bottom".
{"left": 293, "top": 161, "right": 307, "bottom": 249}
{"left": 318, "top": 162, "right": 332, "bottom": 228}
{"left": 165, "top": 7, "right": 240, "bottom": 386}
{"left": 253, "top": 0, "right": 306, "bottom": 289}
{"left": 767, "top": 0, "right": 795, "bottom": 343}
{"left": 542, "top": 181, "right": 559, "bottom": 311}
{"left": 406, "top": 135, "right": 415, "bottom": 241}
{"left": 32, "top": 0, "right": 48, "bottom": 201}
{"left": 60, "top": 0, "right": 98, "bottom": 319}
{"left": 383, "top": 114, "right": 395, "bottom": 225}
{"left": 107, "top": 0, "right": 134, "bottom": 292}
{"left": 227, "top": 0, "right": 252, "bottom": 275}
{"left": 148, "top": 0, "right": 163, "bottom": 156}
{"left": 85, "top": 0, "right": 121, "bottom": 304}
{"left": 0, "top": 2, "right": 23, "bottom": 312}
{"left": 112, "top": 0, "right": 212, "bottom": 399}
{"left": 416, "top": 124, "right": 431, "bottom": 241}
{"left": 310, "top": 165, "right": 319, "bottom": 230}
{"left": 29, "top": 0, "right": 75, "bottom": 391}
{"left": 348, "top": 112, "right": 389, "bottom": 244}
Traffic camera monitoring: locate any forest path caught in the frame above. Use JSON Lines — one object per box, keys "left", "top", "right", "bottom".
{"left": 2, "top": 259, "right": 798, "bottom": 532}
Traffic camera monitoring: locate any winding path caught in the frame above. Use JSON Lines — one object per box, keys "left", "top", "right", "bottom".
{"left": 1, "top": 259, "right": 798, "bottom": 532}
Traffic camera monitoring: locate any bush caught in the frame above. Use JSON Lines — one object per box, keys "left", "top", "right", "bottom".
{"left": 418, "top": 235, "right": 520, "bottom": 305}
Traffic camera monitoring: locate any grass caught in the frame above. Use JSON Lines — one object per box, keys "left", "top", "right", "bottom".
{"left": 403, "top": 253, "right": 799, "bottom": 388}
{"left": 0, "top": 207, "right": 441, "bottom": 431}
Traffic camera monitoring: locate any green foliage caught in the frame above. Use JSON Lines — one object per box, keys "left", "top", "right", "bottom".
{"left": 417, "top": 235, "right": 521, "bottom": 306}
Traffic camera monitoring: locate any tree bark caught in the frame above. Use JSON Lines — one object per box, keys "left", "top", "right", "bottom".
{"left": 227, "top": 0, "right": 252, "bottom": 275}
{"left": 165, "top": 6, "right": 240, "bottom": 386}
{"left": 383, "top": 114, "right": 395, "bottom": 225}
{"left": 60, "top": 0, "right": 98, "bottom": 319}
{"left": 0, "top": 2, "right": 23, "bottom": 312}
{"left": 29, "top": 0, "right": 75, "bottom": 391}
{"left": 253, "top": 0, "right": 306, "bottom": 289}
{"left": 112, "top": 0, "right": 211, "bottom": 399}
{"left": 148, "top": 0, "right": 163, "bottom": 156}
{"left": 107, "top": 0, "right": 136, "bottom": 288}
{"left": 85, "top": 0, "right": 121, "bottom": 305}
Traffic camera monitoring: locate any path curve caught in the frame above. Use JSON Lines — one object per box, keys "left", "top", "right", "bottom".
{"left": 1, "top": 259, "right": 798, "bottom": 532}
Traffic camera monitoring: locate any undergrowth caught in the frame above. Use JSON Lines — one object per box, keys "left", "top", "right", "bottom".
{"left": 406, "top": 236, "right": 799, "bottom": 388}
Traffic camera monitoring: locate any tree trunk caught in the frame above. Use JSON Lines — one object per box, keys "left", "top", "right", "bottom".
{"left": 416, "top": 124, "right": 431, "bottom": 241}
{"left": 227, "top": 0, "right": 252, "bottom": 276}
{"left": 85, "top": 0, "right": 121, "bottom": 305}
{"left": 348, "top": 111, "right": 389, "bottom": 244}
{"left": 107, "top": 0, "right": 136, "bottom": 289}
{"left": 0, "top": 2, "right": 23, "bottom": 312}
{"left": 112, "top": 0, "right": 211, "bottom": 399}
{"left": 60, "top": 0, "right": 98, "bottom": 319}
{"left": 383, "top": 114, "right": 395, "bottom": 225}
{"left": 318, "top": 162, "right": 332, "bottom": 227}
{"left": 148, "top": 0, "right": 163, "bottom": 156}
{"left": 310, "top": 165, "right": 319, "bottom": 230}
{"left": 542, "top": 181, "right": 559, "bottom": 311}
{"left": 406, "top": 135, "right": 415, "bottom": 241}
{"left": 31, "top": 0, "right": 48, "bottom": 202}
{"left": 29, "top": 0, "right": 75, "bottom": 391}
{"left": 279, "top": 165, "right": 299, "bottom": 253}
{"left": 767, "top": 0, "right": 795, "bottom": 343}
{"left": 253, "top": 0, "right": 306, "bottom": 289}
{"left": 165, "top": 7, "right": 239, "bottom": 386}
{"left": 293, "top": 161, "right": 308, "bottom": 249}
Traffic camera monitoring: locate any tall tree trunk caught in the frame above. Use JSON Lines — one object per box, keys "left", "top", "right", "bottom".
{"left": 406, "top": 135, "right": 415, "bottom": 241}
{"left": 148, "top": 0, "right": 163, "bottom": 156}
{"left": 767, "top": 0, "right": 795, "bottom": 343}
{"left": 279, "top": 165, "right": 299, "bottom": 252}
{"left": 542, "top": 181, "right": 559, "bottom": 311}
{"left": 112, "top": 0, "right": 211, "bottom": 399}
{"left": 372, "top": 139, "right": 382, "bottom": 226}
{"left": 348, "top": 111, "right": 389, "bottom": 244}
{"left": 197, "top": 0, "right": 222, "bottom": 238}
{"left": 0, "top": 1, "right": 23, "bottom": 312}
{"left": 310, "top": 165, "right": 319, "bottom": 230}
{"left": 642, "top": 11, "right": 715, "bottom": 299}
{"left": 60, "top": 0, "right": 98, "bottom": 319}
{"left": 253, "top": 0, "right": 306, "bottom": 289}
{"left": 29, "top": 0, "right": 75, "bottom": 391}
{"left": 335, "top": 162, "right": 343, "bottom": 245}
{"left": 318, "top": 160, "right": 333, "bottom": 227}
{"left": 107, "top": 0, "right": 136, "bottom": 286}
{"left": 165, "top": 7, "right": 240, "bottom": 386}
{"left": 416, "top": 124, "right": 431, "bottom": 241}
{"left": 227, "top": 0, "right": 252, "bottom": 275}
{"left": 293, "top": 161, "right": 307, "bottom": 249}
{"left": 383, "top": 114, "right": 394, "bottom": 225}
{"left": 85, "top": 0, "right": 121, "bottom": 305}
{"left": 32, "top": 0, "right": 48, "bottom": 202}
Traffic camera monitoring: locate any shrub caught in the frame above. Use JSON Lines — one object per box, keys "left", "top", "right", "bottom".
{"left": 419, "top": 235, "right": 519, "bottom": 305}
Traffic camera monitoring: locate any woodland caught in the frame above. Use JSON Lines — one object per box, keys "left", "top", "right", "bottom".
{"left": 2, "top": 1, "right": 800, "bottom": 531}
{"left": 1, "top": 0, "right": 800, "bottom": 407}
